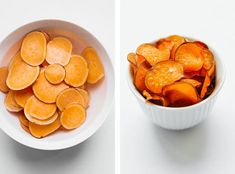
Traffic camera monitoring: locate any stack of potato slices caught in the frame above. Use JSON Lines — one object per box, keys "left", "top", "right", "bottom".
{"left": 128, "top": 35, "right": 215, "bottom": 107}
{"left": 0, "top": 31, "right": 104, "bottom": 138}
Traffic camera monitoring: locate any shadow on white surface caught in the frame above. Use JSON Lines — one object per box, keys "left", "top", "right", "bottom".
{"left": 152, "top": 119, "right": 209, "bottom": 165}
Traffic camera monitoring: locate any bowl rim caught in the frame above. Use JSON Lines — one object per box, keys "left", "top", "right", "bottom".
{"left": 126, "top": 38, "right": 226, "bottom": 110}
{"left": 0, "top": 19, "right": 114, "bottom": 150}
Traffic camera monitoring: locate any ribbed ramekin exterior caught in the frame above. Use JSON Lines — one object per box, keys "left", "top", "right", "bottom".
{"left": 137, "top": 95, "right": 218, "bottom": 130}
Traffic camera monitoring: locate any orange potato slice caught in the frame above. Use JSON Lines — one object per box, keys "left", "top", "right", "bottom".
{"left": 193, "top": 41, "right": 208, "bottom": 49}
{"left": 180, "top": 78, "right": 202, "bottom": 88}
{"left": 163, "top": 82, "right": 200, "bottom": 107}
{"left": 56, "top": 88, "right": 85, "bottom": 111}
{"left": 24, "top": 95, "right": 57, "bottom": 120}
{"left": 46, "top": 37, "right": 72, "bottom": 66}
{"left": 145, "top": 61, "right": 184, "bottom": 93}
{"left": 60, "top": 103, "right": 86, "bottom": 130}
{"left": 18, "top": 111, "right": 29, "bottom": 127}
{"left": 41, "top": 31, "right": 50, "bottom": 42}
{"left": 142, "top": 90, "right": 169, "bottom": 106}
{"left": 45, "top": 64, "right": 65, "bottom": 84}
{"left": 208, "top": 64, "right": 215, "bottom": 77}
{"left": 76, "top": 88, "right": 90, "bottom": 108}
{"left": 64, "top": 55, "right": 88, "bottom": 87}
{"left": 175, "top": 43, "right": 204, "bottom": 72}
{"left": 33, "top": 70, "right": 69, "bottom": 103}
{"left": 167, "top": 35, "right": 186, "bottom": 59}
{"left": 136, "top": 55, "right": 146, "bottom": 67}
{"left": 21, "top": 123, "right": 30, "bottom": 133}
{"left": 21, "top": 31, "right": 47, "bottom": 66}
{"left": 29, "top": 117, "right": 61, "bottom": 138}
{"left": 0, "top": 67, "right": 9, "bottom": 93}
{"left": 82, "top": 47, "right": 105, "bottom": 84}
{"left": 156, "top": 38, "right": 174, "bottom": 50}
{"left": 200, "top": 74, "right": 211, "bottom": 99}
{"left": 14, "top": 87, "right": 33, "bottom": 107}
{"left": 127, "top": 52, "right": 137, "bottom": 65}
{"left": 134, "top": 63, "right": 148, "bottom": 92}
{"left": 136, "top": 44, "right": 170, "bottom": 66}
{"left": 4, "top": 90, "right": 22, "bottom": 112}
{"left": 6, "top": 52, "right": 40, "bottom": 90}
{"left": 201, "top": 48, "right": 214, "bottom": 70}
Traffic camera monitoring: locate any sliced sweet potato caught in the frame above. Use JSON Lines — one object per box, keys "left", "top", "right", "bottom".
{"left": 136, "top": 44, "right": 170, "bottom": 66}
{"left": 60, "top": 103, "right": 86, "bottom": 130}
{"left": 193, "top": 41, "right": 208, "bottom": 49}
{"left": 175, "top": 42, "right": 204, "bottom": 72}
{"left": 76, "top": 88, "right": 90, "bottom": 108}
{"left": 184, "top": 71, "right": 201, "bottom": 78}
{"left": 127, "top": 52, "right": 137, "bottom": 65}
{"left": 4, "top": 90, "right": 22, "bottom": 112}
{"left": 200, "top": 74, "right": 211, "bottom": 99}
{"left": 46, "top": 37, "right": 72, "bottom": 66}
{"left": 145, "top": 61, "right": 184, "bottom": 93}
{"left": 21, "top": 123, "right": 30, "bottom": 133}
{"left": 134, "top": 63, "right": 148, "bottom": 92}
{"left": 180, "top": 79, "right": 202, "bottom": 88}
{"left": 81, "top": 47, "right": 105, "bottom": 84}
{"left": 24, "top": 95, "right": 57, "bottom": 120}
{"left": 56, "top": 88, "right": 85, "bottom": 111}
{"left": 167, "top": 35, "right": 186, "bottom": 59}
{"left": 14, "top": 87, "right": 33, "bottom": 107}
{"left": 0, "top": 67, "right": 9, "bottom": 93}
{"left": 25, "top": 110, "right": 58, "bottom": 125}
{"left": 45, "top": 64, "right": 65, "bottom": 84}
{"left": 6, "top": 52, "right": 40, "bottom": 90}
{"left": 142, "top": 90, "right": 169, "bottom": 106}
{"left": 64, "top": 55, "right": 88, "bottom": 87}
{"left": 201, "top": 48, "right": 214, "bottom": 70}
{"left": 33, "top": 70, "right": 69, "bottom": 103}
{"left": 208, "top": 64, "right": 215, "bottom": 77}
{"left": 156, "top": 39, "right": 174, "bottom": 50}
{"left": 41, "top": 31, "right": 50, "bottom": 42}
{"left": 136, "top": 55, "right": 146, "bottom": 67}
{"left": 163, "top": 82, "right": 200, "bottom": 107}
{"left": 29, "top": 117, "right": 61, "bottom": 138}
{"left": 18, "top": 111, "right": 29, "bottom": 127}
{"left": 21, "top": 31, "right": 47, "bottom": 66}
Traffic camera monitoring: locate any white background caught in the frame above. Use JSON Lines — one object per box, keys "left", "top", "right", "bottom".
{"left": 121, "top": 0, "right": 235, "bottom": 173}
{"left": 0, "top": 0, "right": 114, "bottom": 174}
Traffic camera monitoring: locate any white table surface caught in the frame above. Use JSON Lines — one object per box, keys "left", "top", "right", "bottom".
{"left": 121, "top": 0, "right": 235, "bottom": 173}
{"left": 0, "top": 0, "right": 114, "bottom": 174}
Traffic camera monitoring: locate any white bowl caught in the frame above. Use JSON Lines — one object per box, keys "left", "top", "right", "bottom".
{"left": 0, "top": 19, "right": 114, "bottom": 150}
{"left": 127, "top": 44, "right": 225, "bottom": 130}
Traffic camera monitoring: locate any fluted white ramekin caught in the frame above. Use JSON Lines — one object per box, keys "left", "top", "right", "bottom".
{"left": 127, "top": 49, "right": 225, "bottom": 130}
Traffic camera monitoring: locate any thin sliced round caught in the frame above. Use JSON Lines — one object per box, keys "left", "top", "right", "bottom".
{"left": 180, "top": 79, "right": 202, "bottom": 88}
{"left": 64, "top": 55, "right": 88, "bottom": 87}
{"left": 145, "top": 61, "right": 184, "bottom": 93}
{"left": 6, "top": 53, "right": 40, "bottom": 90}
{"left": 81, "top": 47, "right": 105, "bottom": 84}
{"left": 134, "top": 63, "right": 148, "bottom": 92}
{"left": 163, "top": 82, "right": 200, "bottom": 107}
{"left": 18, "top": 111, "right": 29, "bottom": 127}
{"left": 56, "top": 88, "right": 85, "bottom": 111}
{"left": 29, "top": 117, "right": 61, "bottom": 138}
{"left": 167, "top": 35, "right": 186, "bottom": 59}
{"left": 46, "top": 37, "right": 72, "bottom": 66}
{"left": 136, "top": 55, "right": 146, "bottom": 67}
{"left": 24, "top": 96, "right": 57, "bottom": 120}
{"left": 25, "top": 110, "right": 58, "bottom": 125}
{"left": 142, "top": 90, "right": 169, "bottom": 106}
{"left": 200, "top": 74, "right": 211, "bottom": 99}
{"left": 127, "top": 52, "right": 137, "bottom": 65}
{"left": 4, "top": 90, "right": 22, "bottom": 112}
{"left": 136, "top": 44, "right": 170, "bottom": 66}
{"left": 45, "top": 64, "right": 65, "bottom": 84}
{"left": 33, "top": 70, "right": 69, "bottom": 103}
{"left": 175, "top": 42, "right": 204, "bottom": 72}
{"left": 41, "top": 31, "right": 50, "bottom": 42}
{"left": 60, "top": 103, "right": 86, "bottom": 130}
{"left": 21, "top": 31, "right": 47, "bottom": 66}
{"left": 201, "top": 48, "right": 214, "bottom": 70}
{"left": 21, "top": 123, "right": 30, "bottom": 133}
{"left": 14, "top": 87, "right": 33, "bottom": 107}
{"left": 193, "top": 41, "right": 208, "bottom": 49}
{"left": 77, "top": 88, "right": 89, "bottom": 108}
{"left": 0, "top": 67, "right": 9, "bottom": 93}
{"left": 156, "top": 39, "right": 174, "bottom": 50}
{"left": 208, "top": 64, "right": 215, "bottom": 77}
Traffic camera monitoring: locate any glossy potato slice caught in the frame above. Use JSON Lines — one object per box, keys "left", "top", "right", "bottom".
{"left": 127, "top": 52, "right": 137, "bottom": 65}
{"left": 76, "top": 88, "right": 90, "bottom": 108}
{"left": 201, "top": 48, "right": 214, "bottom": 70}
{"left": 6, "top": 53, "right": 40, "bottom": 90}
{"left": 64, "top": 55, "right": 88, "bottom": 87}
{"left": 18, "top": 111, "right": 29, "bottom": 127}
{"left": 145, "top": 61, "right": 184, "bottom": 93}
{"left": 175, "top": 43, "right": 204, "bottom": 72}
{"left": 21, "top": 31, "right": 47, "bottom": 66}
{"left": 163, "top": 82, "right": 200, "bottom": 107}
{"left": 46, "top": 37, "right": 72, "bottom": 66}
{"left": 0, "top": 67, "right": 9, "bottom": 93}
{"left": 24, "top": 95, "right": 57, "bottom": 120}
{"left": 45, "top": 64, "right": 65, "bottom": 84}
{"left": 134, "top": 63, "right": 148, "bottom": 92}
{"left": 14, "top": 87, "right": 33, "bottom": 107}
{"left": 56, "top": 88, "right": 85, "bottom": 111}
{"left": 180, "top": 78, "right": 202, "bottom": 88}
{"left": 142, "top": 90, "right": 169, "bottom": 106}
{"left": 21, "top": 123, "right": 30, "bottom": 133}
{"left": 167, "top": 35, "right": 186, "bottom": 59}
{"left": 81, "top": 47, "right": 105, "bottom": 84}
{"left": 29, "top": 117, "right": 61, "bottom": 138}
{"left": 136, "top": 44, "right": 170, "bottom": 66}
{"left": 60, "top": 103, "right": 86, "bottom": 130}
{"left": 33, "top": 70, "right": 69, "bottom": 103}
{"left": 200, "top": 74, "right": 211, "bottom": 99}
{"left": 4, "top": 90, "right": 22, "bottom": 112}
